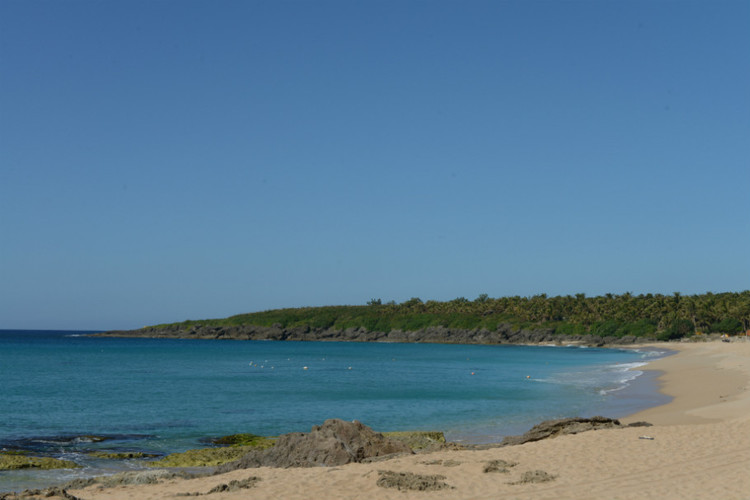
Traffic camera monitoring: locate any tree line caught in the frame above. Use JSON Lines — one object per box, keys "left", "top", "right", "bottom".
{"left": 155, "top": 291, "right": 750, "bottom": 341}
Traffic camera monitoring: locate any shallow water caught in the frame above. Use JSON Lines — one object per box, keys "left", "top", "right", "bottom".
{"left": 0, "top": 330, "right": 669, "bottom": 491}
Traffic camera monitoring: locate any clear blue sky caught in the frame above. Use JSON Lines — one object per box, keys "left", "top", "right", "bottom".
{"left": 1, "top": 1, "right": 748, "bottom": 330}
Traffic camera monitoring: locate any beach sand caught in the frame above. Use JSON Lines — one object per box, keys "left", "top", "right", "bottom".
{"left": 50, "top": 340, "right": 750, "bottom": 499}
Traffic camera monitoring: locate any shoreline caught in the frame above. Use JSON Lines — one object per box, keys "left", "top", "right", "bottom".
{"left": 621, "top": 340, "right": 750, "bottom": 425}
{"left": 5, "top": 339, "right": 750, "bottom": 499}
{"left": 68, "top": 340, "right": 750, "bottom": 499}
{"left": 96, "top": 324, "right": 659, "bottom": 347}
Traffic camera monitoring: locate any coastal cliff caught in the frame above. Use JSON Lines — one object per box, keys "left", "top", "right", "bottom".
{"left": 98, "top": 323, "right": 650, "bottom": 346}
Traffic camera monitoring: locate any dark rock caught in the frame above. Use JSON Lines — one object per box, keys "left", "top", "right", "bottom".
{"left": 63, "top": 469, "right": 195, "bottom": 489}
{"left": 216, "top": 419, "right": 412, "bottom": 472}
{"left": 510, "top": 470, "right": 557, "bottom": 484}
{"left": 206, "top": 477, "right": 259, "bottom": 494}
{"left": 483, "top": 459, "right": 518, "bottom": 473}
{"left": 376, "top": 471, "right": 452, "bottom": 491}
{"left": 88, "top": 451, "right": 160, "bottom": 459}
{"left": 176, "top": 477, "right": 260, "bottom": 497}
{"left": 626, "top": 421, "right": 653, "bottom": 428}
{"left": 360, "top": 453, "right": 413, "bottom": 464}
{"left": 0, "top": 488, "right": 82, "bottom": 500}
{"left": 500, "top": 416, "right": 630, "bottom": 446}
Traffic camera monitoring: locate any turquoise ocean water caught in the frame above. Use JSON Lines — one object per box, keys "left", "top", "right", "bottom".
{"left": 0, "top": 330, "right": 670, "bottom": 491}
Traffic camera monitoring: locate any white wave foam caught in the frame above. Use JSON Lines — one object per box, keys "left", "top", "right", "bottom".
{"left": 535, "top": 359, "right": 649, "bottom": 396}
{"left": 599, "top": 370, "right": 644, "bottom": 395}
{"left": 632, "top": 348, "right": 670, "bottom": 359}
{"left": 612, "top": 361, "right": 648, "bottom": 372}
{"left": 598, "top": 361, "right": 647, "bottom": 393}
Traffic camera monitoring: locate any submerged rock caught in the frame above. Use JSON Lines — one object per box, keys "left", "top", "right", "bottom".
{"left": 1, "top": 433, "right": 154, "bottom": 457}
{"left": 88, "top": 451, "right": 160, "bottom": 460}
{"left": 216, "top": 419, "right": 412, "bottom": 471}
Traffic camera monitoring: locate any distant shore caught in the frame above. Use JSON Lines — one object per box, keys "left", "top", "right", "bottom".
{"left": 13, "top": 338, "right": 748, "bottom": 500}
{"left": 97, "top": 323, "right": 655, "bottom": 346}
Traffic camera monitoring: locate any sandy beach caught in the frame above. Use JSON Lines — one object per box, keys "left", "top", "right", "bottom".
{"left": 30, "top": 340, "right": 750, "bottom": 500}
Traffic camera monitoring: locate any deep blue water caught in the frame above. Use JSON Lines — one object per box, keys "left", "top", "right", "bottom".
{"left": 0, "top": 330, "right": 669, "bottom": 491}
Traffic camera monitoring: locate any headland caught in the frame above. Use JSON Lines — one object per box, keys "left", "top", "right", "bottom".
{"left": 98, "top": 292, "right": 750, "bottom": 346}
{"left": 99, "top": 322, "right": 652, "bottom": 346}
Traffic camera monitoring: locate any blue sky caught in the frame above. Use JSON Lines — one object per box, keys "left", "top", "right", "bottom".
{"left": 1, "top": 0, "right": 748, "bottom": 330}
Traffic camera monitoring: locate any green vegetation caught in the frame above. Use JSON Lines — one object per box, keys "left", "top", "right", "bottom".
{"left": 0, "top": 453, "right": 79, "bottom": 470}
{"left": 209, "top": 433, "right": 275, "bottom": 448}
{"left": 152, "top": 291, "right": 750, "bottom": 341}
{"left": 383, "top": 431, "right": 446, "bottom": 450}
{"left": 148, "top": 433, "right": 275, "bottom": 467}
{"left": 147, "top": 446, "right": 255, "bottom": 468}
{"left": 711, "top": 318, "right": 744, "bottom": 334}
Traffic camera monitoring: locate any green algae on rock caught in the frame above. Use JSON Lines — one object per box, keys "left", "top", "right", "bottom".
{"left": 148, "top": 432, "right": 276, "bottom": 467}
{"left": 0, "top": 453, "right": 79, "bottom": 470}
{"left": 147, "top": 446, "right": 258, "bottom": 468}
{"left": 209, "top": 433, "right": 275, "bottom": 449}
{"left": 382, "top": 431, "right": 446, "bottom": 450}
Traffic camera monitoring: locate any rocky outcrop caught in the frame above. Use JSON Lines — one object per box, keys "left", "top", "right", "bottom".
{"left": 509, "top": 469, "right": 557, "bottom": 484}
{"left": 499, "top": 416, "right": 651, "bottom": 446}
{"left": 175, "top": 477, "right": 260, "bottom": 496}
{"left": 0, "top": 453, "right": 79, "bottom": 471}
{"left": 483, "top": 459, "right": 518, "bottom": 473}
{"left": 0, "top": 487, "right": 83, "bottom": 500}
{"left": 63, "top": 469, "right": 196, "bottom": 489}
{"left": 216, "top": 419, "right": 412, "bottom": 472}
{"left": 376, "top": 471, "right": 452, "bottom": 491}
{"left": 100, "top": 323, "right": 651, "bottom": 346}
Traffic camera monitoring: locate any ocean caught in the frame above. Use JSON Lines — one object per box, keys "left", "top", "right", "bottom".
{"left": 0, "top": 330, "right": 670, "bottom": 492}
